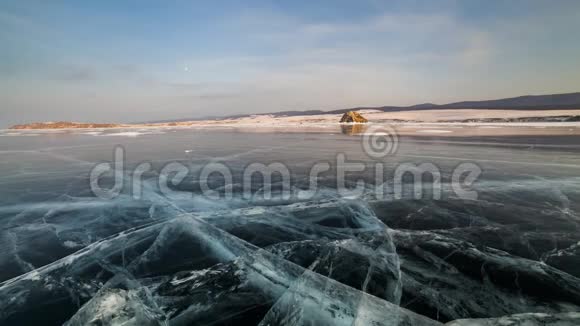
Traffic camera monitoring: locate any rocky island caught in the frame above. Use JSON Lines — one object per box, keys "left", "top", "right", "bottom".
{"left": 340, "top": 111, "right": 368, "bottom": 123}
{"left": 10, "top": 121, "right": 125, "bottom": 129}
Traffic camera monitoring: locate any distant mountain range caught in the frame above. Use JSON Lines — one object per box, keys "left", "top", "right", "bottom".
{"left": 275, "top": 92, "right": 580, "bottom": 116}
{"left": 10, "top": 92, "right": 580, "bottom": 129}
{"left": 150, "top": 92, "right": 580, "bottom": 123}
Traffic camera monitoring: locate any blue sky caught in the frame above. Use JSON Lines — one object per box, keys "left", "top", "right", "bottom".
{"left": 1, "top": 0, "right": 580, "bottom": 126}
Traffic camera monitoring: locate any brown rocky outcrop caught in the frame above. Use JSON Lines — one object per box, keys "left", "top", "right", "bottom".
{"left": 340, "top": 111, "right": 368, "bottom": 123}
{"left": 10, "top": 121, "right": 123, "bottom": 129}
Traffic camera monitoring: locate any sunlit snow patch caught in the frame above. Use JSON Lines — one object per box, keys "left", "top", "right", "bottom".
{"left": 415, "top": 129, "right": 453, "bottom": 133}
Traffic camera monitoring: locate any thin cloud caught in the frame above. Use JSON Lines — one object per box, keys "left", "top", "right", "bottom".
{"left": 51, "top": 65, "right": 98, "bottom": 81}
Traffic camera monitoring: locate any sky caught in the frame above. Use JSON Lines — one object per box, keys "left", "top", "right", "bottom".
{"left": 1, "top": 0, "right": 580, "bottom": 127}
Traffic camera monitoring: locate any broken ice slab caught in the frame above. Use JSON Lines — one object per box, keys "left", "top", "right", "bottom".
{"left": 445, "top": 312, "right": 580, "bottom": 326}
{"left": 255, "top": 256, "right": 440, "bottom": 326}
{"left": 199, "top": 200, "right": 580, "bottom": 322}
{"left": 64, "top": 274, "right": 166, "bottom": 326}
{"left": 393, "top": 229, "right": 580, "bottom": 322}
{"left": 267, "top": 236, "right": 402, "bottom": 304}
{"left": 369, "top": 196, "right": 580, "bottom": 233}
{"left": 543, "top": 242, "right": 580, "bottom": 278}
{"left": 201, "top": 199, "right": 404, "bottom": 304}
{"left": 65, "top": 288, "right": 163, "bottom": 326}
{"left": 156, "top": 249, "right": 438, "bottom": 326}
{"left": 201, "top": 199, "right": 389, "bottom": 247}
{"left": 0, "top": 211, "right": 421, "bottom": 326}
{"left": 0, "top": 216, "right": 254, "bottom": 325}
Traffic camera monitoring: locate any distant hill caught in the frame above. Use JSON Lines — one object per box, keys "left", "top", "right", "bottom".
{"left": 154, "top": 92, "right": 580, "bottom": 123}
{"left": 13, "top": 92, "right": 580, "bottom": 129}
{"left": 347, "top": 92, "right": 580, "bottom": 114}
{"left": 442, "top": 92, "right": 580, "bottom": 109}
